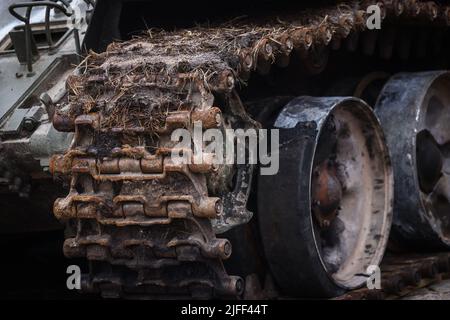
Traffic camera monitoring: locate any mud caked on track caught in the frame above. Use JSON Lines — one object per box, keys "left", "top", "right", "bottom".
{"left": 49, "top": 0, "right": 450, "bottom": 299}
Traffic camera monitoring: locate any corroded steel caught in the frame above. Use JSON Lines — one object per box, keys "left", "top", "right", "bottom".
{"left": 50, "top": 0, "right": 450, "bottom": 299}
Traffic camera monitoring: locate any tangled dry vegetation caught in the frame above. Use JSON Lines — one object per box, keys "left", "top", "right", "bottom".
{"left": 58, "top": 0, "right": 443, "bottom": 133}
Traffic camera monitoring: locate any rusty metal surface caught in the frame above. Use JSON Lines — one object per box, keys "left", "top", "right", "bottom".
{"left": 49, "top": 0, "right": 450, "bottom": 299}
{"left": 258, "top": 96, "right": 393, "bottom": 297}
{"left": 334, "top": 252, "right": 450, "bottom": 300}
{"left": 51, "top": 91, "right": 248, "bottom": 298}
{"left": 50, "top": 30, "right": 259, "bottom": 297}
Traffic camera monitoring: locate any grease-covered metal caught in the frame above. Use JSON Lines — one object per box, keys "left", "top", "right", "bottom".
{"left": 375, "top": 71, "right": 450, "bottom": 249}
{"left": 258, "top": 96, "right": 393, "bottom": 297}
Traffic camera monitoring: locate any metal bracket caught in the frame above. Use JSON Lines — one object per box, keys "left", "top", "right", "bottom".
{"left": 8, "top": 1, "right": 74, "bottom": 75}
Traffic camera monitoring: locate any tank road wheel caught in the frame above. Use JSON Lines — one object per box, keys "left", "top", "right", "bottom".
{"left": 375, "top": 71, "right": 450, "bottom": 249}
{"left": 258, "top": 97, "right": 393, "bottom": 297}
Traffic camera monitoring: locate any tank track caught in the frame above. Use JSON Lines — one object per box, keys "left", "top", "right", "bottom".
{"left": 50, "top": 78, "right": 244, "bottom": 298}
{"left": 335, "top": 252, "right": 450, "bottom": 299}
{"left": 50, "top": 0, "right": 450, "bottom": 299}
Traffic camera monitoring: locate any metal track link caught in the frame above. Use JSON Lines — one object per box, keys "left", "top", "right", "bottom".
{"left": 334, "top": 252, "right": 450, "bottom": 300}
{"left": 50, "top": 0, "right": 450, "bottom": 299}
{"left": 51, "top": 77, "right": 244, "bottom": 298}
